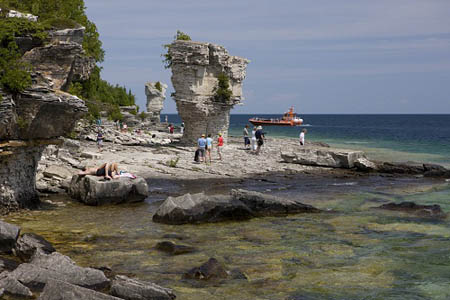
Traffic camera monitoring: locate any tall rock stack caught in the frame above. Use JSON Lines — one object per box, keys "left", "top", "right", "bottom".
{"left": 168, "top": 40, "right": 249, "bottom": 144}
{"left": 0, "top": 22, "right": 92, "bottom": 214}
{"left": 145, "top": 82, "right": 167, "bottom": 125}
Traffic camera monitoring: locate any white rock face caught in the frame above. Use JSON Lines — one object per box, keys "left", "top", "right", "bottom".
{"left": 145, "top": 82, "right": 167, "bottom": 124}
{"left": 169, "top": 40, "right": 249, "bottom": 144}
{"left": 281, "top": 147, "right": 366, "bottom": 169}
{"left": 6, "top": 10, "right": 38, "bottom": 22}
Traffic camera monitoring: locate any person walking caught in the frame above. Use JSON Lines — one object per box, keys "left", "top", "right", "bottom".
{"left": 206, "top": 134, "right": 213, "bottom": 164}
{"left": 255, "top": 126, "right": 265, "bottom": 155}
{"left": 299, "top": 129, "right": 307, "bottom": 146}
{"left": 243, "top": 125, "right": 250, "bottom": 149}
{"left": 197, "top": 134, "right": 207, "bottom": 163}
{"left": 180, "top": 122, "right": 185, "bottom": 134}
{"left": 217, "top": 133, "right": 224, "bottom": 160}
{"left": 251, "top": 126, "right": 257, "bottom": 152}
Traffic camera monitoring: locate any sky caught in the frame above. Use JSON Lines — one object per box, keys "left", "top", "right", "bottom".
{"left": 84, "top": 0, "right": 450, "bottom": 114}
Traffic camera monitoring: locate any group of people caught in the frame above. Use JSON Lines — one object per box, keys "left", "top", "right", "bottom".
{"left": 196, "top": 133, "right": 224, "bottom": 163}
{"left": 242, "top": 125, "right": 308, "bottom": 153}
{"left": 243, "top": 125, "right": 265, "bottom": 155}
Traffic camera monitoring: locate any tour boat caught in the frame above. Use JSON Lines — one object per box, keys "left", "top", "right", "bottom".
{"left": 249, "top": 107, "right": 303, "bottom": 126}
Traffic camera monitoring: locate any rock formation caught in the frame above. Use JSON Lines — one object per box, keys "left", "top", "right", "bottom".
{"left": 168, "top": 40, "right": 249, "bottom": 144}
{"left": 0, "top": 25, "right": 93, "bottom": 214}
{"left": 145, "top": 81, "right": 167, "bottom": 125}
{"left": 153, "top": 189, "right": 319, "bottom": 225}
{"left": 69, "top": 175, "right": 149, "bottom": 205}
{"left": 281, "top": 147, "right": 366, "bottom": 169}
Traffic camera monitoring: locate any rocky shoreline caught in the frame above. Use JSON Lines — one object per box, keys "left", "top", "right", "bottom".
{"left": 31, "top": 121, "right": 450, "bottom": 201}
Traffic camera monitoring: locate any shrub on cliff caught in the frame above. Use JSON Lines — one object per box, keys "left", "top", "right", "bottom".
{"left": 0, "top": 18, "right": 46, "bottom": 93}
{"left": 0, "top": 0, "right": 104, "bottom": 62}
{"left": 162, "top": 30, "right": 191, "bottom": 69}
{"left": 155, "top": 81, "right": 162, "bottom": 92}
{"left": 214, "top": 73, "right": 232, "bottom": 103}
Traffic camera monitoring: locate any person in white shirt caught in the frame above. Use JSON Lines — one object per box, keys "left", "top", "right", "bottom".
{"left": 299, "top": 129, "right": 307, "bottom": 146}
{"left": 251, "top": 127, "right": 257, "bottom": 152}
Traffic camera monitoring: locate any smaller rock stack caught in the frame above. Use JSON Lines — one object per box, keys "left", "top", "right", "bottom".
{"left": 145, "top": 82, "right": 167, "bottom": 125}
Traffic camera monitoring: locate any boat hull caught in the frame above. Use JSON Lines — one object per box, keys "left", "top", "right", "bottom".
{"left": 249, "top": 119, "right": 302, "bottom": 126}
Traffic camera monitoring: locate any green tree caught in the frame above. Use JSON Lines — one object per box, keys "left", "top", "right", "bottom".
{"left": 162, "top": 30, "right": 191, "bottom": 69}
{"left": 214, "top": 73, "right": 232, "bottom": 103}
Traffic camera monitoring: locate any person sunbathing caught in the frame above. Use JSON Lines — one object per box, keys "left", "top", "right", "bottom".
{"left": 78, "top": 162, "right": 120, "bottom": 180}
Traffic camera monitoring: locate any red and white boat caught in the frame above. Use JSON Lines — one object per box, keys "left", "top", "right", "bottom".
{"left": 249, "top": 107, "right": 303, "bottom": 126}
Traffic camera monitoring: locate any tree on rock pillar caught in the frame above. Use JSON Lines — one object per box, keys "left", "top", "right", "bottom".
{"left": 167, "top": 39, "right": 249, "bottom": 145}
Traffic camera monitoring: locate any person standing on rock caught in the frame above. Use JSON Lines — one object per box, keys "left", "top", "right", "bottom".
{"left": 197, "top": 134, "right": 207, "bottom": 163}
{"left": 97, "top": 130, "right": 104, "bottom": 152}
{"left": 251, "top": 126, "right": 257, "bottom": 152}
{"left": 180, "top": 122, "right": 185, "bottom": 134}
{"left": 255, "top": 126, "right": 265, "bottom": 155}
{"left": 206, "top": 134, "right": 213, "bottom": 164}
{"left": 217, "top": 133, "right": 224, "bottom": 160}
{"left": 243, "top": 125, "right": 250, "bottom": 149}
{"left": 299, "top": 129, "right": 307, "bottom": 146}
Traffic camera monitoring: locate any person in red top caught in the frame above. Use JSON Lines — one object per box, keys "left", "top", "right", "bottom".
{"left": 217, "top": 133, "right": 224, "bottom": 160}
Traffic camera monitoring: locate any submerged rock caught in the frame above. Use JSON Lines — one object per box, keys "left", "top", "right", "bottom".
{"left": 376, "top": 202, "right": 447, "bottom": 219}
{"left": 13, "top": 233, "right": 55, "bottom": 262}
{"left": 0, "top": 221, "right": 21, "bottom": 253}
{"left": 110, "top": 275, "right": 176, "bottom": 300}
{"left": 155, "top": 241, "right": 196, "bottom": 255}
{"left": 69, "top": 175, "right": 149, "bottom": 205}
{"left": 153, "top": 189, "right": 319, "bottom": 225}
{"left": 281, "top": 147, "right": 365, "bottom": 168}
{"left": 38, "top": 279, "right": 121, "bottom": 300}
{"left": 183, "top": 258, "right": 228, "bottom": 281}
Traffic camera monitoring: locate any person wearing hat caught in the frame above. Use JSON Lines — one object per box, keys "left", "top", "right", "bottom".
{"left": 217, "top": 133, "right": 224, "bottom": 160}
{"left": 255, "top": 126, "right": 265, "bottom": 155}
{"left": 197, "top": 134, "right": 207, "bottom": 163}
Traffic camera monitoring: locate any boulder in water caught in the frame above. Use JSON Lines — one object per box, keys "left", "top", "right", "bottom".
{"left": 69, "top": 175, "right": 149, "bottom": 205}
{"left": 110, "top": 275, "right": 176, "bottom": 300}
{"left": 183, "top": 258, "right": 228, "bottom": 281}
{"left": 376, "top": 201, "right": 447, "bottom": 219}
{"left": 152, "top": 192, "right": 253, "bottom": 224}
{"left": 7, "top": 252, "right": 109, "bottom": 291}
{"left": 38, "top": 279, "right": 121, "bottom": 300}
{"left": 0, "top": 220, "right": 21, "bottom": 253}
{"left": 155, "top": 241, "right": 196, "bottom": 255}
{"left": 13, "top": 233, "right": 55, "bottom": 262}
{"left": 0, "top": 274, "right": 33, "bottom": 298}
{"left": 153, "top": 189, "right": 319, "bottom": 225}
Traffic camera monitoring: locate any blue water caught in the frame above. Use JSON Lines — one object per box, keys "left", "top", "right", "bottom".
{"left": 162, "top": 114, "right": 450, "bottom": 166}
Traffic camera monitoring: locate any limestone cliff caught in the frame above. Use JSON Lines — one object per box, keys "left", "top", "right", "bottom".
{"left": 168, "top": 40, "right": 249, "bottom": 144}
{"left": 145, "top": 82, "right": 167, "bottom": 125}
{"left": 0, "top": 26, "right": 92, "bottom": 214}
